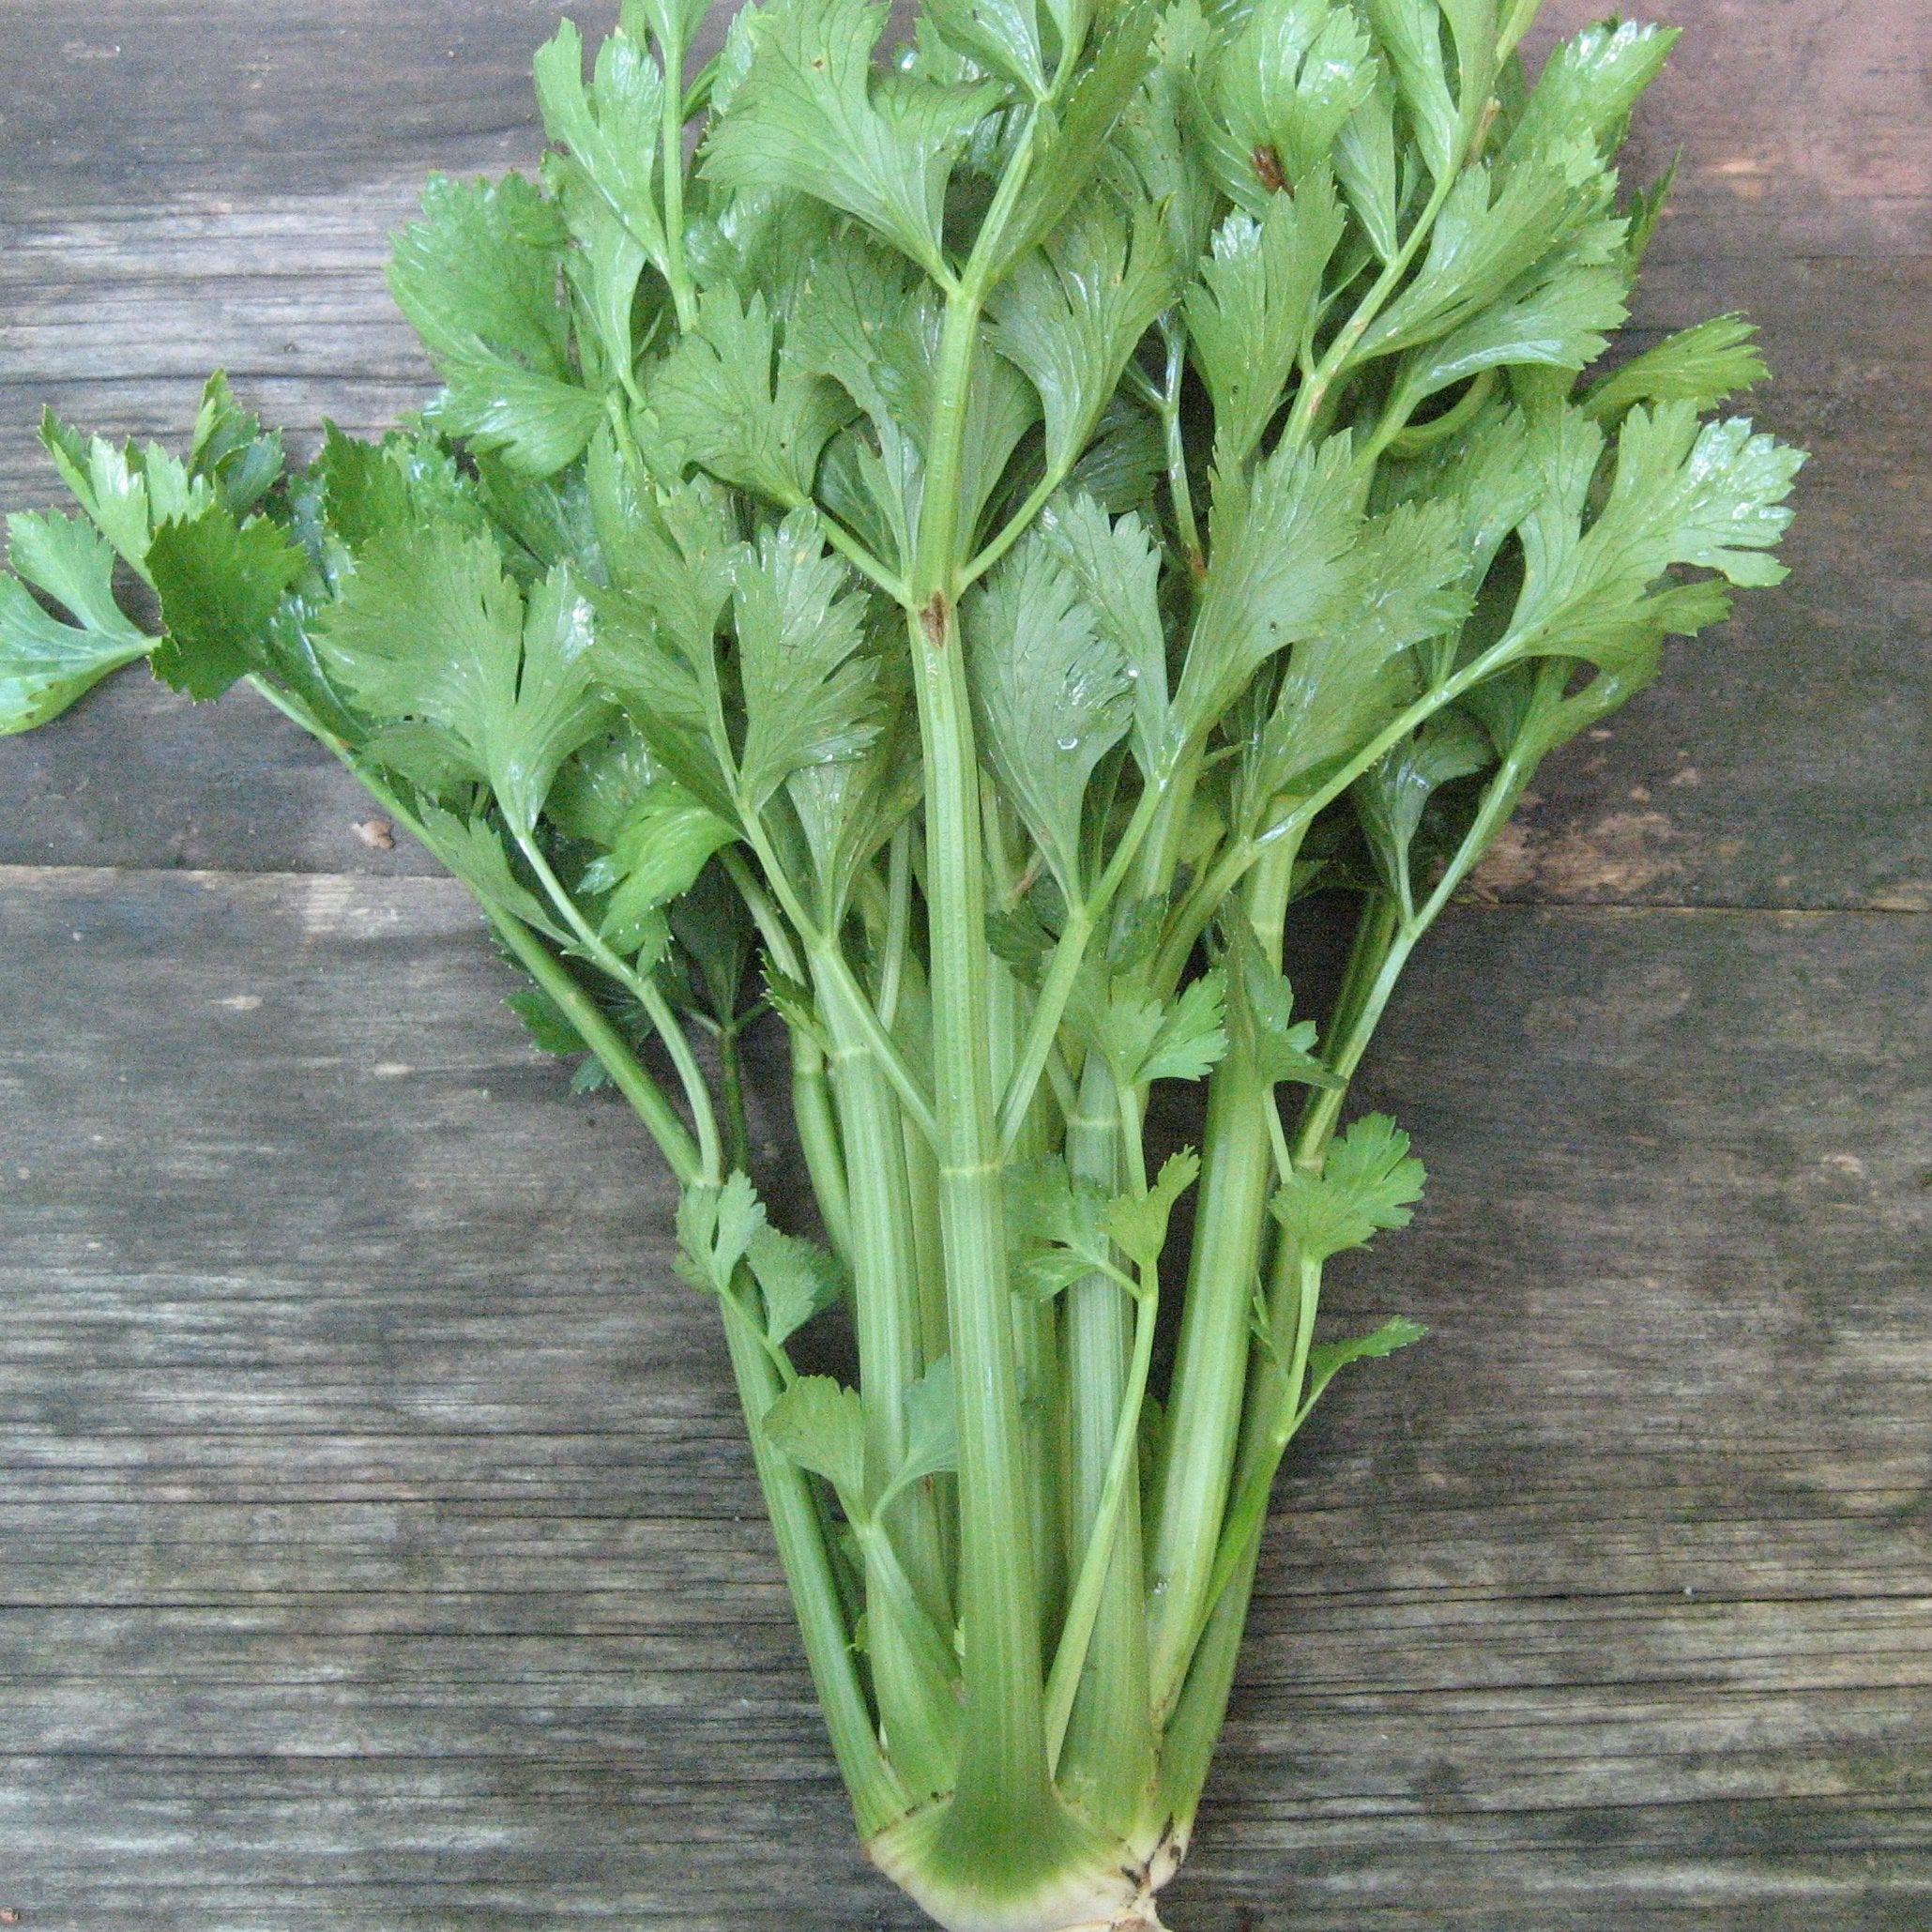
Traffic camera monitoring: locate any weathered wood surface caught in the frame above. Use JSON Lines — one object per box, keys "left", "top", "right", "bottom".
{"left": 1, "top": 0, "right": 1928, "bottom": 904}
{"left": 3, "top": 870, "right": 1929, "bottom": 1926}
{"left": 2, "top": 0, "right": 1929, "bottom": 1926}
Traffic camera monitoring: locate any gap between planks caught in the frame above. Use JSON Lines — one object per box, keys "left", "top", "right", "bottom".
{"left": 5, "top": 860, "right": 1930, "bottom": 922}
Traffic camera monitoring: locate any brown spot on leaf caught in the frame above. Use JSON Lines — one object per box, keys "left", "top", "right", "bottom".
{"left": 1251, "top": 144, "right": 1286, "bottom": 192}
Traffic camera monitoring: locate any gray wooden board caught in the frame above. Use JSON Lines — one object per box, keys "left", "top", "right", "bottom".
{"left": 0, "top": 2, "right": 624, "bottom": 212}
{"left": 2, "top": 866, "right": 1929, "bottom": 1926}
{"left": 2, "top": 0, "right": 1929, "bottom": 1925}
{"left": 1, "top": 1, "right": 1928, "bottom": 905}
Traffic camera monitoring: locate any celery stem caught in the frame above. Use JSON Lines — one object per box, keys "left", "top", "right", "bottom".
{"left": 1052, "top": 1053, "right": 1154, "bottom": 1831}
{"left": 1144, "top": 832, "right": 1301, "bottom": 1713}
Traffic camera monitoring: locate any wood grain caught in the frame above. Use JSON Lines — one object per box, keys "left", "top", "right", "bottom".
{"left": 3, "top": 870, "right": 1929, "bottom": 1926}
{"left": 0, "top": 2, "right": 1927, "bottom": 1926}
{"left": 0, "top": 2, "right": 622, "bottom": 211}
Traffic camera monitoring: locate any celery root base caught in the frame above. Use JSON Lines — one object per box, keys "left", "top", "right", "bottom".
{"left": 866, "top": 1804, "right": 1185, "bottom": 1932}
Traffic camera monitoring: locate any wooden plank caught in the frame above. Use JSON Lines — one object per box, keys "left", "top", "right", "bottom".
{"left": 0, "top": 2, "right": 620, "bottom": 215}
{"left": 1555, "top": 0, "right": 1932, "bottom": 261}
{"left": 1, "top": 0, "right": 1927, "bottom": 1924}
{"left": 0, "top": 2, "right": 1926, "bottom": 904}
{"left": 3, "top": 1, "right": 1918, "bottom": 242}
{"left": 11, "top": 0, "right": 1898, "bottom": 506}
{"left": 1, "top": 867, "right": 1928, "bottom": 1924}
{"left": 0, "top": 1, "right": 587, "bottom": 881}
{"left": 3, "top": 287, "right": 1916, "bottom": 901}
{"left": 1472, "top": 250, "right": 1932, "bottom": 914}
{"left": 2, "top": 251, "right": 1916, "bottom": 899}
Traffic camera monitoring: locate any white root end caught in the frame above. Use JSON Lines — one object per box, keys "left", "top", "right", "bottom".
{"left": 1045, "top": 1834, "right": 1179, "bottom": 1932}
{"left": 867, "top": 1808, "right": 1186, "bottom": 1932}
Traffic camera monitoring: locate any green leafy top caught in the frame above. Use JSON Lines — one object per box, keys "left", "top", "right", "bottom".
{"left": 0, "top": 0, "right": 1804, "bottom": 1878}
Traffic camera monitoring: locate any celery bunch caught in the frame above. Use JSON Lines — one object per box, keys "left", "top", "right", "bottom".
{"left": 0, "top": 0, "right": 1800, "bottom": 1923}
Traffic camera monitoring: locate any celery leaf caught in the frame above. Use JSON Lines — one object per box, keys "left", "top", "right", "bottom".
{"left": 650, "top": 285, "right": 850, "bottom": 506}
{"left": 0, "top": 510, "right": 154, "bottom": 733}
{"left": 1038, "top": 492, "right": 1169, "bottom": 776}
{"left": 1209, "top": 0, "right": 1377, "bottom": 202}
{"left": 989, "top": 200, "right": 1176, "bottom": 477}
{"left": 580, "top": 772, "right": 738, "bottom": 950}
{"left": 1080, "top": 969, "right": 1228, "bottom": 1088}
{"left": 677, "top": 1171, "right": 768, "bottom": 1292}
{"left": 320, "top": 526, "right": 614, "bottom": 833}
{"left": 1272, "top": 1113, "right": 1425, "bottom": 1262}
{"left": 1185, "top": 175, "right": 1345, "bottom": 468}
{"left": 1227, "top": 928, "right": 1343, "bottom": 1091}
{"left": 749, "top": 1225, "right": 847, "bottom": 1346}
{"left": 894, "top": 1355, "right": 960, "bottom": 1491}
{"left": 1301, "top": 1315, "right": 1428, "bottom": 1407}
{"left": 415, "top": 806, "right": 572, "bottom": 941}
{"left": 1180, "top": 431, "right": 1363, "bottom": 732}
{"left": 1582, "top": 314, "right": 1768, "bottom": 424}
{"left": 1106, "top": 1148, "right": 1200, "bottom": 1272}
{"left": 147, "top": 503, "right": 306, "bottom": 701}
{"left": 702, "top": 0, "right": 996, "bottom": 275}
{"left": 389, "top": 175, "right": 603, "bottom": 475}
{"left": 765, "top": 1374, "right": 869, "bottom": 1507}
{"left": 966, "top": 534, "right": 1131, "bottom": 898}
{"left": 733, "top": 510, "right": 881, "bottom": 811}
{"left": 1353, "top": 709, "right": 1494, "bottom": 914}
{"left": 534, "top": 21, "right": 670, "bottom": 268}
